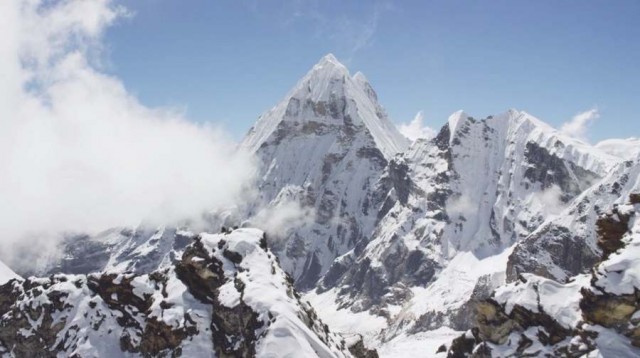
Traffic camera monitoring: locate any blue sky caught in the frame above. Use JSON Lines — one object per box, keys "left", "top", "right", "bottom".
{"left": 106, "top": 0, "right": 640, "bottom": 142}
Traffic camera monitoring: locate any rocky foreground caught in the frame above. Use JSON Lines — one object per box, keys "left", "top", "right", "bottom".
{"left": 447, "top": 194, "right": 640, "bottom": 357}
{"left": 0, "top": 229, "right": 376, "bottom": 357}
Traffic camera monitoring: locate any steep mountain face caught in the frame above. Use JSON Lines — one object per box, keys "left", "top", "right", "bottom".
{"left": 312, "top": 109, "right": 618, "bottom": 338}
{"left": 507, "top": 159, "right": 640, "bottom": 283}
{"left": 446, "top": 190, "right": 640, "bottom": 357}
{"left": 0, "top": 228, "right": 375, "bottom": 358}
{"left": 240, "top": 54, "right": 408, "bottom": 289}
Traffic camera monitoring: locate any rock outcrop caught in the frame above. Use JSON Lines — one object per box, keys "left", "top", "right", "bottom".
{"left": 0, "top": 228, "right": 374, "bottom": 357}
{"left": 446, "top": 194, "right": 640, "bottom": 357}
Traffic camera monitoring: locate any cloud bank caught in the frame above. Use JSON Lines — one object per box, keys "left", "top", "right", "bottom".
{"left": 0, "top": 0, "right": 256, "bottom": 253}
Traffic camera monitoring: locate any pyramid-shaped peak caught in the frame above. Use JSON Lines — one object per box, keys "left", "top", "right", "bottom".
{"left": 241, "top": 54, "right": 408, "bottom": 158}
{"left": 306, "top": 53, "right": 350, "bottom": 80}
{"left": 317, "top": 53, "right": 342, "bottom": 66}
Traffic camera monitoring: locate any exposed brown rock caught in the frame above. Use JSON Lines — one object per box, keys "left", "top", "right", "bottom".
{"left": 596, "top": 205, "right": 632, "bottom": 260}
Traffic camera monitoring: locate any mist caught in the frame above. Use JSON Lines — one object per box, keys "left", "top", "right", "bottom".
{"left": 0, "top": 0, "right": 256, "bottom": 259}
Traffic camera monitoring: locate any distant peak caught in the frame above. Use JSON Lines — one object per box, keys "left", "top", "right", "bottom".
{"left": 352, "top": 71, "right": 368, "bottom": 83}
{"left": 311, "top": 54, "right": 348, "bottom": 74}
{"left": 319, "top": 53, "right": 340, "bottom": 65}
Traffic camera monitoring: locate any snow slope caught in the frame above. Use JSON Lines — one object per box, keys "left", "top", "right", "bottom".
{"left": 596, "top": 137, "right": 640, "bottom": 161}
{"left": 0, "top": 260, "right": 19, "bottom": 284}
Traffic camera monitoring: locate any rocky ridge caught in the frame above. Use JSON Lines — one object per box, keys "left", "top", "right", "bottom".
{"left": 0, "top": 229, "right": 375, "bottom": 357}
{"left": 445, "top": 193, "right": 640, "bottom": 357}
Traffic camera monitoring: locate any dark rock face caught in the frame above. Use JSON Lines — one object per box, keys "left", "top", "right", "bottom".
{"left": 0, "top": 274, "right": 199, "bottom": 357}
{"left": 448, "top": 195, "right": 640, "bottom": 357}
{"left": 474, "top": 299, "right": 571, "bottom": 346}
{"left": 348, "top": 339, "right": 380, "bottom": 358}
{"left": 0, "top": 278, "right": 68, "bottom": 358}
{"left": 175, "top": 238, "right": 263, "bottom": 357}
{"left": 331, "top": 240, "right": 439, "bottom": 312}
{"left": 506, "top": 172, "right": 634, "bottom": 284}
{"left": 595, "top": 204, "right": 632, "bottom": 260}
{"left": 53, "top": 234, "right": 110, "bottom": 275}
{"left": 447, "top": 328, "right": 489, "bottom": 358}
{"left": 580, "top": 197, "right": 640, "bottom": 347}
{"left": 581, "top": 289, "right": 640, "bottom": 346}
{"left": 523, "top": 142, "right": 600, "bottom": 200}
{"left": 506, "top": 225, "right": 600, "bottom": 283}
{"left": 446, "top": 296, "right": 597, "bottom": 357}
{"left": 386, "top": 158, "right": 413, "bottom": 206}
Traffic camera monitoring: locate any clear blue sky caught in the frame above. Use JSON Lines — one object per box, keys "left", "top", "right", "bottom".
{"left": 106, "top": 0, "right": 640, "bottom": 142}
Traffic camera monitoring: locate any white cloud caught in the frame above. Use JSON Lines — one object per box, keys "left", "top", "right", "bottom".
{"left": 397, "top": 111, "right": 437, "bottom": 141}
{"left": 248, "top": 199, "right": 315, "bottom": 247}
{"left": 447, "top": 194, "right": 475, "bottom": 219}
{"left": 0, "top": 0, "right": 256, "bottom": 256}
{"left": 530, "top": 185, "right": 566, "bottom": 217}
{"left": 560, "top": 108, "right": 599, "bottom": 142}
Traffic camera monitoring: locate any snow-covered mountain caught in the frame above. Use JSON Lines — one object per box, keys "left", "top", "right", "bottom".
{"left": 309, "top": 108, "right": 619, "bottom": 337}
{"left": 4, "top": 54, "right": 639, "bottom": 357}
{"left": 0, "top": 228, "right": 375, "bottom": 357}
{"left": 240, "top": 54, "right": 408, "bottom": 289}
{"left": 446, "top": 191, "right": 640, "bottom": 357}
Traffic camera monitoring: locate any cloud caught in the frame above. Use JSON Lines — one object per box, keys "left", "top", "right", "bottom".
{"left": 447, "top": 195, "right": 475, "bottom": 219}
{"left": 0, "top": 0, "right": 256, "bottom": 257}
{"left": 397, "top": 111, "right": 437, "bottom": 141}
{"left": 248, "top": 199, "right": 315, "bottom": 248}
{"left": 530, "top": 185, "right": 566, "bottom": 217}
{"left": 560, "top": 108, "right": 599, "bottom": 142}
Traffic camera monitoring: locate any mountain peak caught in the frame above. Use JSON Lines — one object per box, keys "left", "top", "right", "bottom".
{"left": 308, "top": 53, "right": 349, "bottom": 78}
{"left": 318, "top": 53, "right": 341, "bottom": 65}
{"left": 242, "top": 54, "right": 408, "bottom": 157}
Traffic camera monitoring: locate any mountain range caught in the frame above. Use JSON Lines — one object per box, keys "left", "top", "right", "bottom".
{"left": 1, "top": 54, "right": 639, "bottom": 357}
